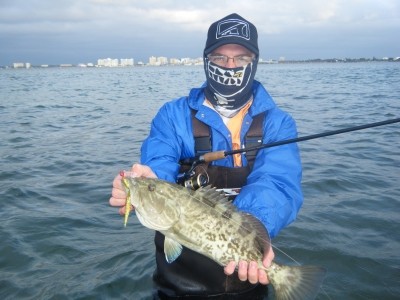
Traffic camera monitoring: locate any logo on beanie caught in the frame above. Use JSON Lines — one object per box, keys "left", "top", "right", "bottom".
{"left": 216, "top": 18, "right": 250, "bottom": 41}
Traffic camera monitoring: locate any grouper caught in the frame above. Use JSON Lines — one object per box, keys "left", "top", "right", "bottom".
{"left": 121, "top": 174, "right": 326, "bottom": 300}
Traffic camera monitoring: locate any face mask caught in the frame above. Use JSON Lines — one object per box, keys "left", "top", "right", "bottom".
{"left": 204, "top": 59, "right": 257, "bottom": 112}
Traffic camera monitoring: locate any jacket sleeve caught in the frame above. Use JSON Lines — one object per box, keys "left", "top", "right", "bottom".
{"left": 233, "top": 110, "right": 303, "bottom": 238}
{"left": 140, "top": 99, "right": 193, "bottom": 182}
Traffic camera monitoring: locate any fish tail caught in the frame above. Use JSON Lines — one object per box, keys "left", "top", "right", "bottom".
{"left": 269, "top": 263, "right": 326, "bottom": 300}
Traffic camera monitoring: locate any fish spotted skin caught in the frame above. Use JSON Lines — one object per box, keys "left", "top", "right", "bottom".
{"left": 122, "top": 176, "right": 326, "bottom": 300}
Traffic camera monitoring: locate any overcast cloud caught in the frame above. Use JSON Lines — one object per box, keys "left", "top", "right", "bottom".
{"left": 0, "top": 0, "right": 399, "bottom": 65}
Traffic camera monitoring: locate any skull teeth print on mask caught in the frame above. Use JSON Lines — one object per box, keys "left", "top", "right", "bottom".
{"left": 208, "top": 63, "right": 245, "bottom": 87}
{"left": 204, "top": 59, "right": 257, "bottom": 110}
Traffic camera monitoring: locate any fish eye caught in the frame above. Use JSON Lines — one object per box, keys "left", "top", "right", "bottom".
{"left": 148, "top": 184, "right": 156, "bottom": 192}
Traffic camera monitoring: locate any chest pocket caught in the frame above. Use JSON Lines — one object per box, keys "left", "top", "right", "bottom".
{"left": 191, "top": 109, "right": 264, "bottom": 169}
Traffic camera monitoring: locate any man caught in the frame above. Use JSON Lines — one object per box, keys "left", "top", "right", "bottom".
{"left": 110, "top": 13, "right": 303, "bottom": 299}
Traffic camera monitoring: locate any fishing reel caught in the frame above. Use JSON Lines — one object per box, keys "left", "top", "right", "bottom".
{"left": 177, "top": 163, "right": 209, "bottom": 190}
{"left": 181, "top": 172, "right": 209, "bottom": 190}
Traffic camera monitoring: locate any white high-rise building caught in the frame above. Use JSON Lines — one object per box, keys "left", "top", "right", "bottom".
{"left": 120, "top": 58, "right": 134, "bottom": 67}
{"left": 13, "top": 62, "right": 25, "bottom": 68}
{"left": 97, "top": 58, "right": 119, "bottom": 67}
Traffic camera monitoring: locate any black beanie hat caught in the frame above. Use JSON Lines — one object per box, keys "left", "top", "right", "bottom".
{"left": 204, "top": 13, "right": 259, "bottom": 56}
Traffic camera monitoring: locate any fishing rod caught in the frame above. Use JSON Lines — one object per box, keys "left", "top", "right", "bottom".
{"left": 178, "top": 117, "right": 400, "bottom": 190}
{"left": 181, "top": 117, "right": 400, "bottom": 166}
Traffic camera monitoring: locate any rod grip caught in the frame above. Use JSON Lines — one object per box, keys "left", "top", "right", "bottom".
{"left": 202, "top": 151, "right": 226, "bottom": 162}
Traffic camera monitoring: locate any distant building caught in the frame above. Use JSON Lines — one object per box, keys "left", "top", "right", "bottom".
{"left": 149, "top": 56, "right": 158, "bottom": 65}
{"left": 166, "top": 57, "right": 204, "bottom": 66}
{"left": 158, "top": 57, "right": 168, "bottom": 65}
{"left": 148, "top": 56, "right": 168, "bottom": 66}
{"left": 13, "top": 62, "right": 26, "bottom": 68}
{"left": 181, "top": 57, "right": 192, "bottom": 65}
{"left": 120, "top": 58, "right": 134, "bottom": 67}
{"left": 97, "top": 58, "right": 134, "bottom": 67}
{"left": 12, "top": 62, "right": 32, "bottom": 68}
{"left": 97, "top": 58, "right": 119, "bottom": 67}
{"left": 170, "top": 58, "right": 182, "bottom": 65}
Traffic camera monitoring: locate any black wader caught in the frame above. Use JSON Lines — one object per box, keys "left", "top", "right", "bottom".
{"left": 153, "top": 112, "right": 267, "bottom": 299}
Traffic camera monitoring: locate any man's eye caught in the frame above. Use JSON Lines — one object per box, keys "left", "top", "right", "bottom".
{"left": 213, "top": 56, "right": 225, "bottom": 62}
{"left": 237, "top": 56, "right": 251, "bottom": 63}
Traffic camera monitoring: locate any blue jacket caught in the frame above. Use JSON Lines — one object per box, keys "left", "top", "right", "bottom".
{"left": 141, "top": 80, "right": 303, "bottom": 238}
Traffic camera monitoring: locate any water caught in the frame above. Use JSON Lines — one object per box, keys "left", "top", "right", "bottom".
{"left": 0, "top": 63, "right": 399, "bottom": 299}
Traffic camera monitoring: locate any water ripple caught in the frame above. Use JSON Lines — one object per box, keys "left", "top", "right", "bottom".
{"left": 1, "top": 63, "right": 399, "bottom": 299}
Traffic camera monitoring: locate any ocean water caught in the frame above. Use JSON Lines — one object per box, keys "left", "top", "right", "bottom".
{"left": 0, "top": 62, "right": 399, "bottom": 299}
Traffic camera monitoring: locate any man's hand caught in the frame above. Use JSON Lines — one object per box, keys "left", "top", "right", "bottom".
{"left": 224, "top": 244, "right": 274, "bottom": 285}
{"left": 109, "top": 163, "right": 157, "bottom": 215}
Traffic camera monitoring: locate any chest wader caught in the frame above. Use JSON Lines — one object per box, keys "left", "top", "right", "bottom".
{"left": 154, "top": 112, "right": 267, "bottom": 299}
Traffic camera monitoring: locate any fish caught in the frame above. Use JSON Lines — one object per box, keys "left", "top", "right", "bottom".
{"left": 121, "top": 175, "right": 326, "bottom": 300}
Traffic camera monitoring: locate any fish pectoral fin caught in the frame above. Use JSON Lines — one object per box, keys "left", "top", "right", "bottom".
{"left": 164, "top": 237, "right": 183, "bottom": 263}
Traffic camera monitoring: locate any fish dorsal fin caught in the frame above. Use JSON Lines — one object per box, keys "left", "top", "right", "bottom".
{"left": 241, "top": 213, "right": 271, "bottom": 256}
{"left": 193, "top": 185, "right": 233, "bottom": 213}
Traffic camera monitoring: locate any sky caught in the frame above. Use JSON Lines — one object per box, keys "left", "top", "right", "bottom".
{"left": 0, "top": 0, "right": 399, "bottom": 65}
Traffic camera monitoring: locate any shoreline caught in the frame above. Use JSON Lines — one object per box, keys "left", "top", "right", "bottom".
{"left": 2, "top": 58, "right": 400, "bottom": 70}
